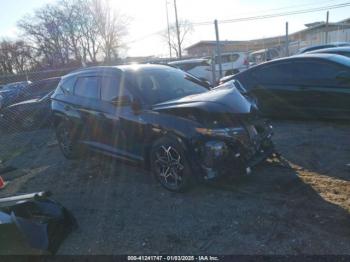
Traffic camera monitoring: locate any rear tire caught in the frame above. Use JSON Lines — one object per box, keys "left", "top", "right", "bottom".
{"left": 150, "top": 136, "right": 193, "bottom": 192}
{"left": 56, "top": 120, "right": 81, "bottom": 159}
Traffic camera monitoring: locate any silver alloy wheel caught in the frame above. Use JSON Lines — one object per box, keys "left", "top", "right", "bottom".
{"left": 155, "top": 145, "right": 185, "bottom": 189}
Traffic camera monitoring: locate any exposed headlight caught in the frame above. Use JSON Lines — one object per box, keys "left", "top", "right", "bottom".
{"left": 200, "top": 141, "right": 229, "bottom": 177}
{"left": 195, "top": 127, "right": 246, "bottom": 138}
{"left": 204, "top": 141, "right": 228, "bottom": 158}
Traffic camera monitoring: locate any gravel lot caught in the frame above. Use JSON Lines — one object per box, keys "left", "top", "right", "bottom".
{"left": 0, "top": 120, "right": 350, "bottom": 255}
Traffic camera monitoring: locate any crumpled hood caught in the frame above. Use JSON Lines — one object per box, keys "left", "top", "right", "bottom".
{"left": 153, "top": 83, "right": 252, "bottom": 114}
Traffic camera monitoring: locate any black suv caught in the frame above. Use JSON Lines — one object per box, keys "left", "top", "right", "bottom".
{"left": 51, "top": 65, "right": 274, "bottom": 192}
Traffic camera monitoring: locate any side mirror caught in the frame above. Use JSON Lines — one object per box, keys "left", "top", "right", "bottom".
{"left": 111, "top": 95, "right": 132, "bottom": 107}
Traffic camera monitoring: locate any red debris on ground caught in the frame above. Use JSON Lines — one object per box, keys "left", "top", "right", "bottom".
{"left": 0, "top": 176, "right": 7, "bottom": 189}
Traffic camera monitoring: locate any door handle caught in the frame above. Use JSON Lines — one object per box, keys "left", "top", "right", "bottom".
{"left": 64, "top": 105, "right": 71, "bottom": 111}
{"left": 299, "top": 86, "right": 307, "bottom": 90}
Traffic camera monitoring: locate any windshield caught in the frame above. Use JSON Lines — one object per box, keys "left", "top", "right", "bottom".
{"left": 125, "top": 67, "right": 208, "bottom": 105}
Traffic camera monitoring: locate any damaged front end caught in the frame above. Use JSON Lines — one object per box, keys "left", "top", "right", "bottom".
{"left": 184, "top": 84, "right": 275, "bottom": 180}
{"left": 193, "top": 111, "right": 275, "bottom": 180}
{"left": 0, "top": 191, "right": 76, "bottom": 254}
{"left": 153, "top": 83, "right": 275, "bottom": 181}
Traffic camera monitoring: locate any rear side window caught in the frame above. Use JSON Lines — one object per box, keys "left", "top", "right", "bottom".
{"left": 217, "top": 55, "right": 227, "bottom": 64}
{"left": 216, "top": 54, "right": 239, "bottom": 64}
{"left": 292, "top": 61, "right": 342, "bottom": 86}
{"left": 74, "top": 76, "right": 100, "bottom": 99}
{"left": 229, "top": 54, "right": 239, "bottom": 62}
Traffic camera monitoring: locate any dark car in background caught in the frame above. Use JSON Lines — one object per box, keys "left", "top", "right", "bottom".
{"left": 306, "top": 46, "right": 350, "bottom": 58}
{"left": 0, "top": 91, "right": 54, "bottom": 132}
{"left": 51, "top": 65, "right": 274, "bottom": 192}
{"left": 0, "top": 77, "right": 60, "bottom": 111}
{"left": 17, "top": 77, "right": 61, "bottom": 102}
{"left": 221, "top": 54, "right": 350, "bottom": 119}
{"left": 0, "top": 81, "right": 31, "bottom": 110}
{"left": 296, "top": 42, "right": 350, "bottom": 54}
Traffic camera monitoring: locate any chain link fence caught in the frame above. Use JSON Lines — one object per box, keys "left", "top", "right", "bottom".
{"left": 0, "top": 67, "right": 82, "bottom": 176}
{"left": 0, "top": 58, "right": 171, "bottom": 174}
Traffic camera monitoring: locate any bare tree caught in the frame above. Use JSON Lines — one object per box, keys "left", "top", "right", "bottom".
{"left": 91, "top": 0, "right": 129, "bottom": 63}
{"left": 17, "top": 0, "right": 129, "bottom": 69}
{"left": 0, "top": 40, "right": 36, "bottom": 74}
{"left": 77, "top": 0, "right": 101, "bottom": 63}
{"left": 18, "top": 4, "right": 70, "bottom": 68}
{"left": 161, "top": 20, "right": 193, "bottom": 58}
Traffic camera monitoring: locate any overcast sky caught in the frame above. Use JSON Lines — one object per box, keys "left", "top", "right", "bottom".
{"left": 1, "top": 0, "right": 350, "bottom": 57}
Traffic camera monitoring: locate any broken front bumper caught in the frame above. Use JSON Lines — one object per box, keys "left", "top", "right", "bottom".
{"left": 195, "top": 121, "right": 275, "bottom": 180}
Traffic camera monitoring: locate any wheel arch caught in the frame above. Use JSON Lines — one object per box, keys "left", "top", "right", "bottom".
{"left": 143, "top": 131, "right": 192, "bottom": 170}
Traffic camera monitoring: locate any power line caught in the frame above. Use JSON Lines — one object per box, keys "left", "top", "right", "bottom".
{"left": 220, "top": 0, "right": 342, "bottom": 18}
{"left": 125, "top": 1, "right": 350, "bottom": 45}
{"left": 221, "top": 2, "right": 350, "bottom": 24}
{"left": 124, "top": 30, "right": 164, "bottom": 45}
{"left": 192, "top": 2, "right": 350, "bottom": 26}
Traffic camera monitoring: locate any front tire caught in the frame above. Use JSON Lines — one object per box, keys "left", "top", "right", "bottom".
{"left": 56, "top": 121, "right": 80, "bottom": 159}
{"left": 150, "top": 137, "right": 193, "bottom": 192}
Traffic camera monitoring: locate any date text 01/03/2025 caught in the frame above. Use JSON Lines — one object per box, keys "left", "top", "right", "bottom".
{"left": 127, "top": 255, "right": 220, "bottom": 261}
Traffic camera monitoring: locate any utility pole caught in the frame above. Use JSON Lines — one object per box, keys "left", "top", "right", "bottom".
{"left": 285, "top": 22, "right": 289, "bottom": 57}
{"left": 325, "top": 11, "right": 329, "bottom": 44}
{"left": 174, "top": 0, "right": 182, "bottom": 59}
{"left": 165, "top": 0, "right": 172, "bottom": 59}
{"left": 214, "top": 19, "right": 223, "bottom": 79}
